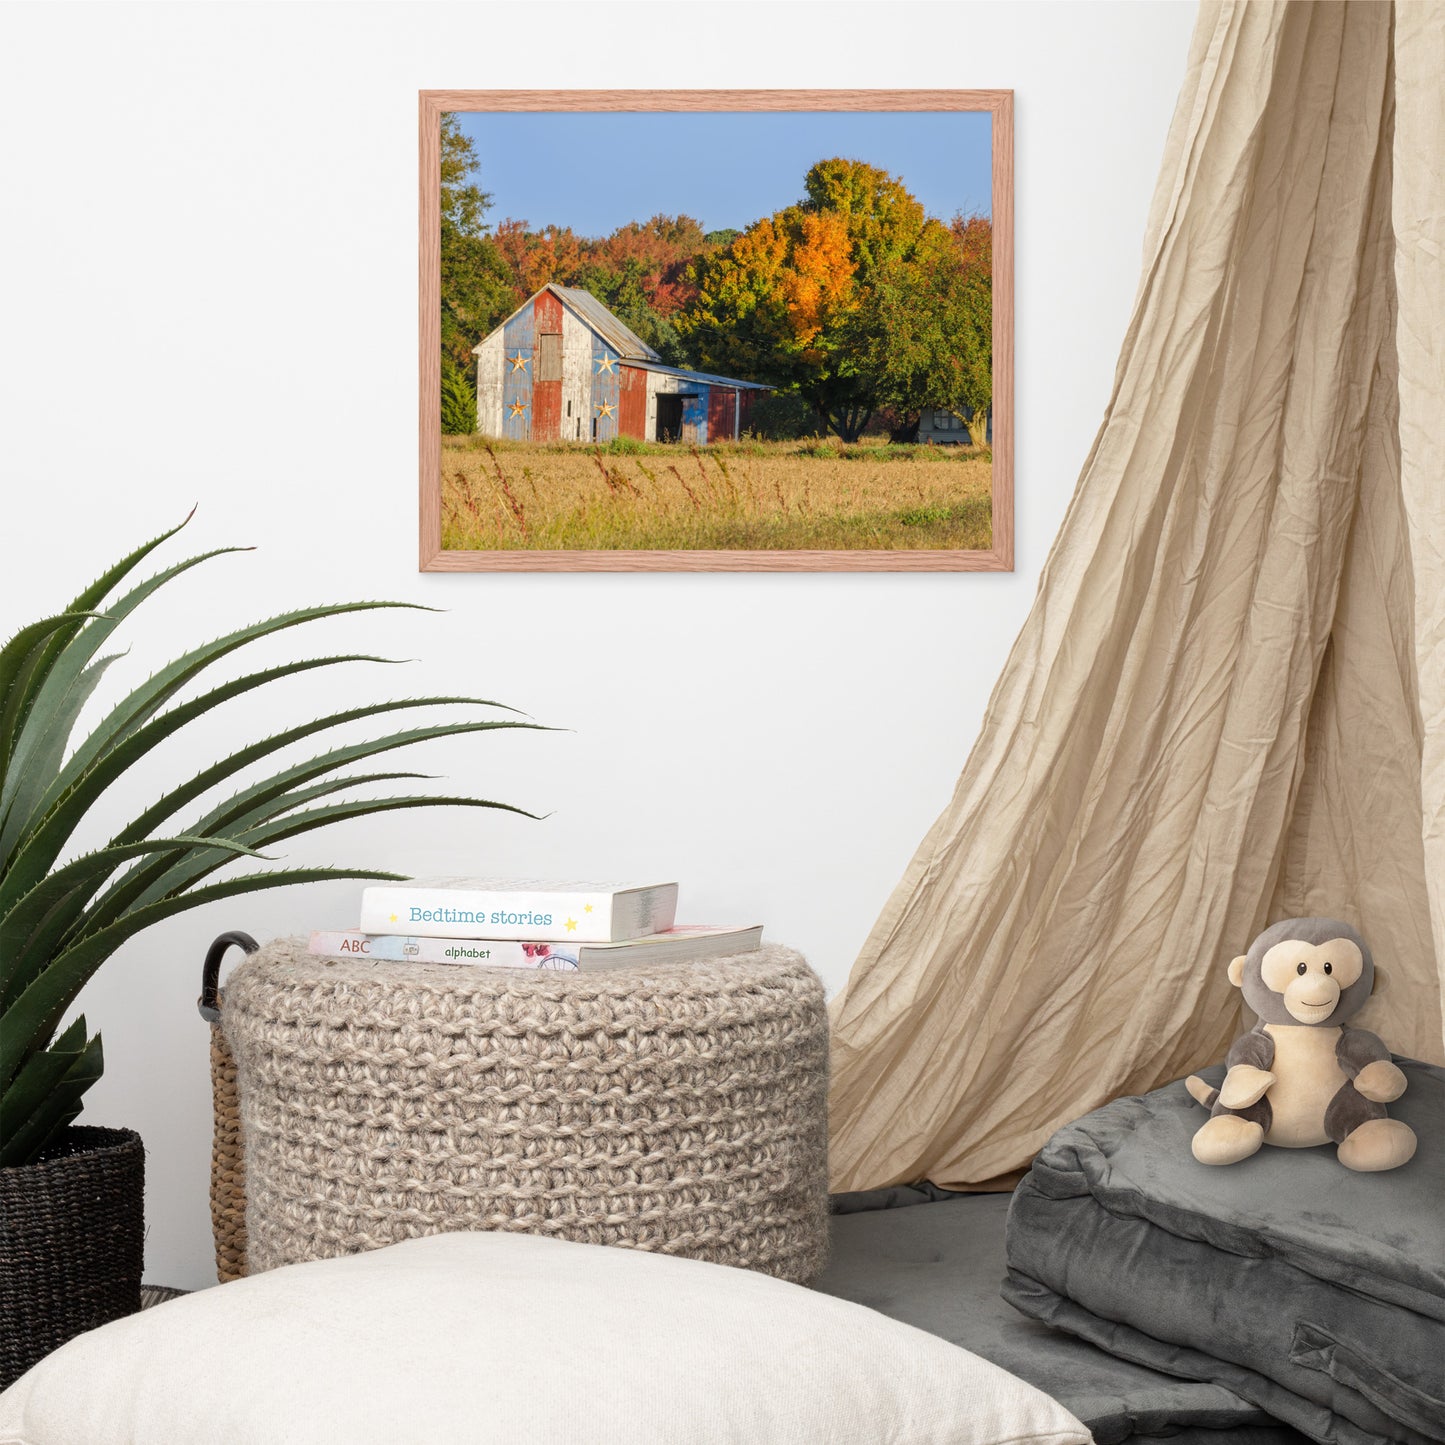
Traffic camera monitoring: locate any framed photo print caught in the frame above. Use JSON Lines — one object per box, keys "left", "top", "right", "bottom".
{"left": 419, "top": 89, "right": 1012, "bottom": 572}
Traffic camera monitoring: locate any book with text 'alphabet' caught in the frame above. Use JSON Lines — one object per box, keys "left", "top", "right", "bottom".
{"left": 357, "top": 879, "right": 678, "bottom": 943}
{"left": 308, "top": 924, "right": 763, "bottom": 971}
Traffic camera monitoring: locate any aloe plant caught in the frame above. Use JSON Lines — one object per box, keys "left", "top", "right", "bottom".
{"left": 0, "top": 514, "right": 542, "bottom": 1168}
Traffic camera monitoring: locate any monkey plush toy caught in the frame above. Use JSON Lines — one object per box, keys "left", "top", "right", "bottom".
{"left": 1187, "top": 918, "right": 1417, "bottom": 1172}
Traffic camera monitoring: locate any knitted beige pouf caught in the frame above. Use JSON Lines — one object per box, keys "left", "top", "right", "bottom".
{"left": 222, "top": 938, "right": 829, "bottom": 1283}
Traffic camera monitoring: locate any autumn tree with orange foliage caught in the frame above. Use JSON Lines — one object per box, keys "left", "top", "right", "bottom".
{"left": 679, "top": 158, "right": 990, "bottom": 442}
{"left": 487, "top": 214, "right": 721, "bottom": 364}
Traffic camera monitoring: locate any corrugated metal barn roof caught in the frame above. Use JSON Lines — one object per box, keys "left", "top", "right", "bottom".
{"left": 473, "top": 284, "right": 771, "bottom": 391}
{"left": 549, "top": 285, "right": 660, "bottom": 362}
{"left": 628, "top": 360, "right": 772, "bottom": 391}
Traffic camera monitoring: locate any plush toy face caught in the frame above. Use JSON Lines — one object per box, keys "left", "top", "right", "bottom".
{"left": 1258, "top": 936, "right": 1363, "bottom": 1023}
{"left": 1227, "top": 917, "right": 1373, "bottom": 1027}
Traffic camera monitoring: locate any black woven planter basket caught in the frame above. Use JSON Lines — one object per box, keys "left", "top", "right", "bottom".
{"left": 0, "top": 1125, "right": 145, "bottom": 1389}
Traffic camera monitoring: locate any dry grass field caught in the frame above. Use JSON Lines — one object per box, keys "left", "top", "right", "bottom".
{"left": 440, "top": 436, "right": 992, "bottom": 552}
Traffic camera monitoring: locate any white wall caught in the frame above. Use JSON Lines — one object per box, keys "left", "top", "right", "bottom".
{"left": 0, "top": 0, "right": 1197, "bottom": 1290}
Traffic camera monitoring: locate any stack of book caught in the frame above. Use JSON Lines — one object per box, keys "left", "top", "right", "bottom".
{"left": 310, "top": 879, "right": 763, "bottom": 972}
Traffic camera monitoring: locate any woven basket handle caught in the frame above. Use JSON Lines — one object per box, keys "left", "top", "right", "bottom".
{"left": 198, "top": 931, "right": 259, "bottom": 1023}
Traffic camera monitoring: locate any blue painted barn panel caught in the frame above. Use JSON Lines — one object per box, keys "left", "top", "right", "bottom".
{"left": 680, "top": 386, "right": 709, "bottom": 445}
{"left": 502, "top": 303, "right": 535, "bottom": 441}
{"left": 591, "top": 340, "right": 621, "bottom": 443}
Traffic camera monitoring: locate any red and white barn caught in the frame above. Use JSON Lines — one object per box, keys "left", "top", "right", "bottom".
{"left": 473, "top": 284, "right": 770, "bottom": 445}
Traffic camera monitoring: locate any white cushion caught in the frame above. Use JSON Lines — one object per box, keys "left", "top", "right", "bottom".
{"left": 0, "top": 1231, "right": 1089, "bottom": 1445}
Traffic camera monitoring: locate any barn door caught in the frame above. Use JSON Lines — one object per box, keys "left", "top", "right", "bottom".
{"left": 655, "top": 394, "right": 684, "bottom": 442}
{"left": 680, "top": 391, "right": 707, "bottom": 444}
{"left": 619, "top": 365, "right": 647, "bottom": 439}
{"left": 708, "top": 387, "right": 737, "bottom": 442}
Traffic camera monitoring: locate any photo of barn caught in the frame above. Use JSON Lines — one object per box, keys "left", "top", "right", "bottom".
{"left": 473, "top": 284, "right": 771, "bottom": 445}
{"left": 438, "top": 114, "right": 997, "bottom": 557}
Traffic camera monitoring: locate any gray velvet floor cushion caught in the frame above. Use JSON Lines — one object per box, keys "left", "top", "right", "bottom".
{"left": 1003, "top": 1060, "right": 1444, "bottom": 1445}
{"left": 817, "top": 1187, "right": 1312, "bottom": 1445}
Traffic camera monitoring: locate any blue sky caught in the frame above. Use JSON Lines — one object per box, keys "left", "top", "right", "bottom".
{"left": 452, "top": 110, "right": 992, "bottom": 237}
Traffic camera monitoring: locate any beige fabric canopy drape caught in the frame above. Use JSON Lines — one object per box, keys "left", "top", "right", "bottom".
{"left": 829, "top": 0, "right": 1445, "bottom": 1194}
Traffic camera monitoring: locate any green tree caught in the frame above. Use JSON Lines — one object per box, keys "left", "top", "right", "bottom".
{"left": 749, "top": 391, "right": 822, "bottom": 440}
{"left": 678, "top": 159, "right": 959, "bottom": 442}
{"left": 439, "top": 114, "right": 513, "bottom": 396}
{"left": 440, "top": 355, "right": 477, "bottom": 434}
{"left": 799, "top": 157, "right": 926, "bottom": 281}
{"left": 567, "top": 253, "right": 690, "bottom": 367}
{"left": 849, "top": 216, "right": 992, "bottom": 445}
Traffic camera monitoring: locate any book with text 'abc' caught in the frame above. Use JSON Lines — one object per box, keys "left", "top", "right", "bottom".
{"left": 308, "top": 924, "right": 763, "bottom": 971}
{"left": 357, "top": 879, "right": 679, "bottom": 943}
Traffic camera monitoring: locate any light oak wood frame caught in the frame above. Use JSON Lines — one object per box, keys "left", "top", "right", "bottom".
{"left": 420, "top": 89, "right": 1013, "bottom": 572}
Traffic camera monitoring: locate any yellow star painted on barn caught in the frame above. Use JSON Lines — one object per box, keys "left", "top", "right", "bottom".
{"left": 565, "top": 917, "right": 579, "bottom": 933}
{"left": 584, "top": 904, "right": 593, "bottom": 913}
{"left": 596, "top": 401, "right": 616, "bottom": 420}
{"left": 508, "top": 350, "right": 529, "bottom": 372}
{"left": 595, "top": 355, "right": 616, "bottom": 374}
{"left": 390, "top": 913, "right": 398, "bottom": 923}
{"left": 508, "top": 399, "right": 527, "bottom": 418}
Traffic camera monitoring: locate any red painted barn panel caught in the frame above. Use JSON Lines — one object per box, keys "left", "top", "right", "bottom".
{"left": 736, "top": 389, "right": 758, "bottom": 438}
{"left": 534, "top": 290, "right": 562, "bottom": 334}
{"left": 531, "top": 290, "right": 564, "bottom": 440}
{"left": 708, "top": 388, "right": 736, "bottom": 443}
{"left": 619, "top": 366, "right": 648, "bottom": 440}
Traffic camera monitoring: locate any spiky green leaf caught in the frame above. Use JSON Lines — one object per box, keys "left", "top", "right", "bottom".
{"left": 0, "top": 834, "right": 267, "bottom": 1007}
{"left": 74, "top": 771, "right": 437, "bottom": 937}
{"left": 0, "top": 652, "right": 125, "bottom": 858}
{"left": 117, "top": 794, "right": 532, "bottom": 915}
{"left": 0, "top": 614, "right": 103, "bottom": 778}
{"left": 0, "top": 510, "right": 197, "bottom": 778}
{"left": 49, "top": 602, "right": 433, "bottom": 810}
{"left": 0, "top": 867, "right": 404, "bottom": 1088}
{"left": 0, "top": 544, "right": 252, "bottom": 854}
{"left": 0, "top": 1024, "right": 104, "bottom": 1166}
{"left": 1, "top": 654, "right": 399, "bottom": 904}
{"left": 86, "top": 716, "right": 543, "bottom": 929}
{"left": 112, "top": 698, "right": 523, "bottom": 847}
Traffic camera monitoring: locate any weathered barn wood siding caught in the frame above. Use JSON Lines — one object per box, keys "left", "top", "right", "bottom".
{"left": 681, "top": 388, "right": 709, "bottom": 445}
{"left": 619, "top": 365, "right": 648, "bottom": 440}
{"left": 591, "top": 341, "right": 621, "bottom": 443}
{"left": 643, "top": 369, "right": 662, "bottom": 440}
{"left": 708, "top": 388, "right": 736, "bottom": 443}
{"left": 501, "top": 303, "right": 535, "bottom": 441}
{"left": 475, "top": 333, "right": 505, "bottom": 437}
{"left": 531, "top": 289, "right": 563, "bottom": 439}
{"left": 561, "top": 305, "right": 591, "bottom": 442}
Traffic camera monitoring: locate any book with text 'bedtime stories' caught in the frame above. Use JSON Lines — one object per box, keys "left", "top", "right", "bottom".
{"left": 308, "top": 924, "right": 763, "bottom": 971}
{"left": 357, "top": 879, "right": 679, "bottom": 943}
